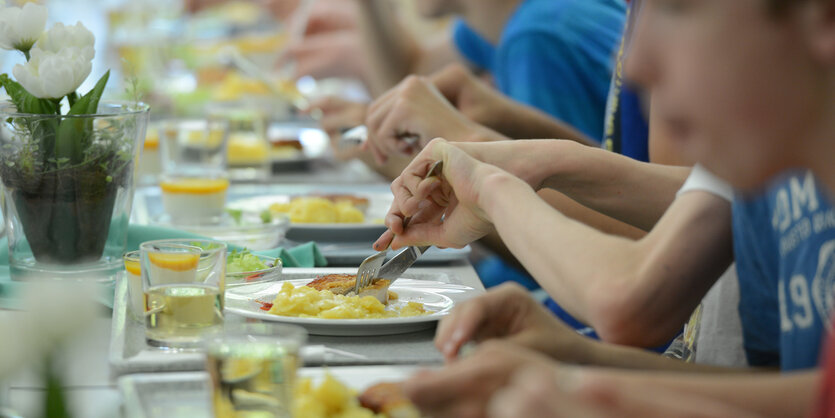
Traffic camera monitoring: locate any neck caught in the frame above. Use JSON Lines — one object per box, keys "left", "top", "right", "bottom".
{"left": 804, "top": 80, "right": 835, "bottom": 197}
{"left": 462, "top": 0, "right": 524, "bottom": 44}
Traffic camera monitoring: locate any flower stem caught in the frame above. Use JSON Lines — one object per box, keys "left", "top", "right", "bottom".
{"left": 67, "top": 92, "right": 78, "bottom": 109}
{"left": 22, "top": 49, "right": 30, "bottom": 61}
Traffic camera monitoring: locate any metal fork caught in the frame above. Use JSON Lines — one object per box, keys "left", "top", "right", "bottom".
{"left": 353, "top": 250, "right": 387, "bottom": 294}
{"left": 353, "top": 160, "right": 444, "bottom": 293}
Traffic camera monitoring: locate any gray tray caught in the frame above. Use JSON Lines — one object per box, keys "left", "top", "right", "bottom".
{"left": 118, "top": 366, "right": 425, "bottom": 418}
{"left": 109, "top": 267, "right": 475, "bottom": 377}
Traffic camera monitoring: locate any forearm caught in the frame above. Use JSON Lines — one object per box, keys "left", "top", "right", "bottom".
{"left": 535, "top": 140, "right": 689, "bottom": 230}
{"left": 354, "top": 0, "right": 422, "bottom": 95}
{"left": 480, "top": 175, "right": 644, "bottom": 326}
{"left": 586, "top": 368, "right": 820, "bottom": 418}
{"left": 493, "top": 100, "right": 596, "bottom": 146}
{"left": 471, "top": 140, "right": 688, "bottom": 230}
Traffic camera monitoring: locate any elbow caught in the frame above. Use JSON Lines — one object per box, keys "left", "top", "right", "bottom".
{"left": 584, "top": 279, "right": 676, "bottom": 348}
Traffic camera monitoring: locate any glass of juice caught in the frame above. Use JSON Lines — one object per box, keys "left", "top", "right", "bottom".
{"left": 140, "top": 239, "right": 227, "bottom": 349}
{"left": 204, "top": 322, "right": 307, "bottom": 418}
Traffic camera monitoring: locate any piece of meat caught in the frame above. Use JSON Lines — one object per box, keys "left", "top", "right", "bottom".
{"left": 306, "top": 274, "right": 390, "bottom": 304}
{"left": 358, "top": 382, "right": 420, "bottom": 418}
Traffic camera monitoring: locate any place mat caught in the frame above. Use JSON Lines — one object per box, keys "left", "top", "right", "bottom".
{"left": 0, "top": 224, "right": 327, "bottom": 309}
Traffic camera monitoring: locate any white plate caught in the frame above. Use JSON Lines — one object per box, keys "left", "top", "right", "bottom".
{"left": 225, "top": 278, "right": 479, "bottom": 336}
{"left": 227, "top": 193, "right": 392, "bottom": 242}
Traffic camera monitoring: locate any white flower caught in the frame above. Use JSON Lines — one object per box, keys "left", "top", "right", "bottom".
{"left": 0, "top": 1, "right": 48, "bottom": 52}
{"left": 36, "top": 21, "right": 95, "bottom": 61}
{"left": 13, "top": 47, "right": 92, "bottom": 98}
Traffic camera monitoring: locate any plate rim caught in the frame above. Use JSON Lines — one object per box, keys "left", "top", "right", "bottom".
{"left": 224, "top": 278, "right": 475, "bottom": 327}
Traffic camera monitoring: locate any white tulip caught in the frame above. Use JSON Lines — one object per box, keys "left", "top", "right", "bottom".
{"left": 0, "top": 1, "right": 48, "bottom": 52}
{"left": 36, "top": 21, "right": 95, "bottom": 61}
{"left": 12, "top": 47, "right": 92, "bottom": 99}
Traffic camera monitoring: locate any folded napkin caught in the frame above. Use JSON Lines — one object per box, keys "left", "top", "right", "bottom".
{"left": 0, "top": 224, "right": 327, "bottom": 309}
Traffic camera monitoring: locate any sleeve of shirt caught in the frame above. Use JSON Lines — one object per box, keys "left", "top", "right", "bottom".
{"left": 495, "top": 32, "right": 605, "bottom": 141}
{"left": 451, "top": 19, "right": 494, "bottom": 71}
{"left": 676, "top": 164, "right": 735, "bottom": 202}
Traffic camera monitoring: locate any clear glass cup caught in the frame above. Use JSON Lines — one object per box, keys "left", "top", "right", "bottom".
{"left": 204, "top": 323, "right": 307, "bottom": 418}
{"left": 208, "top": 104, "right": 270, "bottom": 181}
{"left": 140, "top": 239, "right": 227, "bottom": 349}
{"left": 158, "top": 119, "right": 229, "bottom": 177}
{"left": 159, "top": 172, "right": 230, "bottom": 225}
{"left": 122, "top": 251, "right": 144, "bottom": 321}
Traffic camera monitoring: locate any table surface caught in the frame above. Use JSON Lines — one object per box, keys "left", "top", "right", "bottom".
{"left": 0, "top": 262, "right": 483, "bottom": 417}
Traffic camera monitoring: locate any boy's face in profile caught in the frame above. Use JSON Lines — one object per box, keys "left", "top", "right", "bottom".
{"left": 626, "top": 0, "right": 832, "bottom": 191}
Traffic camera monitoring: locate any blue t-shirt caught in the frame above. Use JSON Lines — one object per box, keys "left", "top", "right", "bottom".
{"left": 452, "top": 0, "right": 625, "bottom": 142}
{"left": 733, "top": 171, "right": 835, "bottom": 371}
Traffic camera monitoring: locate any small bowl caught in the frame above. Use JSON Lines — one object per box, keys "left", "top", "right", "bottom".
{"left": 226, "top": 254, "right": 283, "bottom": 288}
{"left": 152, "top": 211, "right": 289, "bottom": 251}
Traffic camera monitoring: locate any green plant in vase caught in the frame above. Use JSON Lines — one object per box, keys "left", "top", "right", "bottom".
{"left": 0, "top": 2, "right": 148, "bottom": 274}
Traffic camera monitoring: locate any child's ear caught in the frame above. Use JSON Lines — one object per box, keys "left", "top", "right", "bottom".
{"left": 803, "top": 0, "right": 835, "bottom": 62}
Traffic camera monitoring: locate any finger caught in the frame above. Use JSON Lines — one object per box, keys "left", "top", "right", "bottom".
{"left": 434, "top": 299, "right": 487, "bottom": 361}
{"left": 373, "top": 229, "right": 395, "bottom": 251}
{"left": 403, "top": 358, "right": 493, "bottom": 409}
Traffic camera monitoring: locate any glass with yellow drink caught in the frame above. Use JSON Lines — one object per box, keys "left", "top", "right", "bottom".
{"left": 140, "top": 239, "right": 227, "bottom": 349}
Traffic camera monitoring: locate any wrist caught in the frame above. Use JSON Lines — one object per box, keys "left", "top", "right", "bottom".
{"left": 478, "top": 170, "right": 532, "bottom": 222}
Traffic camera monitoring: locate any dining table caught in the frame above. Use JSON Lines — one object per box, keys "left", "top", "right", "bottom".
{"left": 0, "top": 157, "right": 486, "bottom": 418}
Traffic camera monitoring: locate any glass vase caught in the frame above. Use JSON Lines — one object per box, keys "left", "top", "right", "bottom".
{"left": 0, "top": 102, "right": 150, "bottom": 281}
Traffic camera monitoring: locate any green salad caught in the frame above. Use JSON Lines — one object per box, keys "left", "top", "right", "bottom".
{"left": 227, "top": 249, "right": 272, "bottom": 273}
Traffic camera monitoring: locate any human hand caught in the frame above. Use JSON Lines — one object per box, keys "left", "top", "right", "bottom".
{"left": 430, "top": 64, "right": 520, "bottom": 134}
{"left": 279, "top": 0, "right": 367, "bottom": 80}
{"left": 307, "top": 96, "right": 367, "bottom": 160}
{"left": 488, "top": 367, "right": 762, "bottom": 418}
{"left": 433, "top": 282, "right": 587, "bottom": 363}
{"left": 372, "top": 138, "right": 506, "bottom": 250}
{"left": 404, "top": 341, "right": 559, "bottom": 418}
{"left": 364, "top": 75, "right": 483, "bottom": 165}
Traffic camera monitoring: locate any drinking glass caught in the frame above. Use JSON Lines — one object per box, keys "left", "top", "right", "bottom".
{"left": 140, "top": 239, "right": 227, "bottom": 349}
{"left": 204, "top": 322, "right": 307, "bottom": 418}
{"left": 122, "top": 251, "right": 144, "bottom": 321}
{"left": 158, "top": 119, "right": 229, "bottom": 176}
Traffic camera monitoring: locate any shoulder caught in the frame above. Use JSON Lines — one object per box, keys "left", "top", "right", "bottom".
{"left": 501, "top": 0, "right": 626, "bottom": 47}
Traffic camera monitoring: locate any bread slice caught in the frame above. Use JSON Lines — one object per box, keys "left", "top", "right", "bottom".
{"left": 358, "top": 382, "right": 420, "bottom": 418}
{"left": 306, "top": 274, "right": 390, "bottom": 304}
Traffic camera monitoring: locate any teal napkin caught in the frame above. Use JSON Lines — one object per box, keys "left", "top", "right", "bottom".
{"left": 0, "top": 224, "right": 327, "bottom": 308}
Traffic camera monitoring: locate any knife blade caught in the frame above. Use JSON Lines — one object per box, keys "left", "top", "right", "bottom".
{"left": 377, "top": 245, "right": 430, "bottom": 281}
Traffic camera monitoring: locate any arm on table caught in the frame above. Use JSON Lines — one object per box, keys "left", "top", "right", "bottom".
{"left": 479, "top": 171, "right": 732, "bottom": 346}
{"left": 578, "top": 367, "right": 820, "bottom": 418}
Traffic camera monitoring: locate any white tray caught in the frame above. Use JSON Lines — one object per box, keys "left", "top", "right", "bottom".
{"left": 118, "top": 366, "right": 425, "bottom": 418}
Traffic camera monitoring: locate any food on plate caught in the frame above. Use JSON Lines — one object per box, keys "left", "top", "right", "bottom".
{"left": 160, "top": 177, "right": 229, "bottom": 221}
{"left": 268, "top": 196, "right": 366, "bottom": 224}
{"left": 264, "top": 280, "right": 426, "bottom": 319}
{"left": 359, "top": 382, "right": 421, "bottom": 418}
{"left": 270, "top": 138, "right": 304, "bottom": 159}
{"left": 307, "top": 274, "right": 391, "bottom": 304}
{"left": 294, "top": 374, "right": 381, "bottom": 418}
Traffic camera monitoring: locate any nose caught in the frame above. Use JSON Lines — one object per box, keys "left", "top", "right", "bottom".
{"left": 623, "top": 2, "right": 659, "bottom": 88}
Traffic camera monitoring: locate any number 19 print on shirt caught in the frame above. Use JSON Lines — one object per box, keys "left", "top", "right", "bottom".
{"left": 733, "top": 171, "right": 835, "bottom": 370}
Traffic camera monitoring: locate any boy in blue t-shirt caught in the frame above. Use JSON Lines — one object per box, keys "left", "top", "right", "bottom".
{"left": 450, "top": 0, "right": 625, "bottom": 141}
{"left": 733, "top": 171, "right": 835, "bottom": 371}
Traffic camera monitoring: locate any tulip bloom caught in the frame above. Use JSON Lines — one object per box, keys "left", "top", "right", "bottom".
{"left": 0, "top": 2, "right": 47, "bottom": 54}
